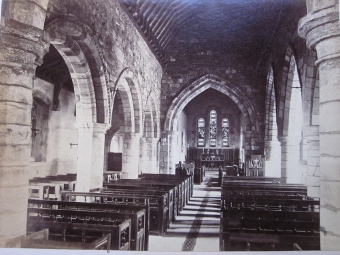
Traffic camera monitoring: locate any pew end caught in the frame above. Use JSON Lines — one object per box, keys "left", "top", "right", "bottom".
{"left": 21, "top": 229, "right": 112, "bottom": 250}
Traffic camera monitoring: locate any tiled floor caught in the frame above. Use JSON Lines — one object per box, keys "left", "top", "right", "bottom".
{"left": 149, "top": 171, "right": 221, "bottom": 252}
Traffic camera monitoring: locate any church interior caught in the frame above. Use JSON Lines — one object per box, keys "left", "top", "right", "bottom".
{"left": 1, "top": 0, "right": 340, "bottom": 252}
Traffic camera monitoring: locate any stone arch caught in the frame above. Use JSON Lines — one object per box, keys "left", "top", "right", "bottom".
{"left": 277, "top": 46, "right": 306, "bottom": 183}
{"left": 164, "top": 74, "right": 257, "bottom": 133}
{"left": 264, "top": 65, "right": 277, "bottom": 142}
{"left": 264, "top": 64, "right": 281, "bottom": 176}
{"left": 149, "top": 94, "right": 160, "bottom": 138}
{"left": 114, "top": 68, "right": 143, "bottom": 134}
{"left": 277, "top": 46, "right": 302, "bottom": 137}
{"left": 299, "top": 48, "right": 318, "bottom": 127}
{"left": 144, "top": 101, "right": 154, "bottom": 138}
{"left": 45, "top": 16, "right": 110, "bottom": 125}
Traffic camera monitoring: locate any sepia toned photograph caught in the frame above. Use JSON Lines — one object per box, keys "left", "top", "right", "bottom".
{"left": 0, "top": 0, "right": 339, "bottom": 254}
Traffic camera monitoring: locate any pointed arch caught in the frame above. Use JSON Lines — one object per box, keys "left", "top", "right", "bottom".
{"left": 164, "top": 74, "right": 257, "bottom": 133}
{"left": 277, "top": 46, "right": 302, "bottom": 137}
{"left": 265, "top": 65, "right": 278, "bottom": 142}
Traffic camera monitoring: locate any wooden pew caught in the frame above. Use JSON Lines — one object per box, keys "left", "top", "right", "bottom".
{"left": 222, "top": 180, "right": 307, "bottom": 196}
{"left": 220, "top": 205, "right": 320, "bottom": 251}
{"left": 104, "top": 178, "right": 186, "bottom": 220}
{"left": 139, "top": 173, "right": 194, "bottom": 198}
{"left": 27, "top": 208, "right": 131, "bottom": 250}
{"left": 223, "top": 176, "right": 282, "bottom": 182}
{"left": 62, "top": 191, "right": 168, "bottom": 237}
{"left": 101, "top": 187, "right": 175, "bottom": 227}
{"left": 29, "top": 174, "right": 76, "bottom": 200}
{"left": 115, "top": 174, "right": 193, "bottom": 210}
{"left": 27, "top": 198, "right": 147, "bottom": 251}
{"left": 194, "top": 167, "right": 204, "bottom": 184}
{"left": 220, "top": 177, "right": 320, "bottom": 251}
{"left": 223, "top": 197, "right": 320, "bottom": 211}
{"left": 139, "top": 173, "right": 194, "bottom": 205}
{"left": 110, "top": 177, "right": 187, "bottom": 207}
{"left": 22, "top": 228, "right": 111, "bottom": 250}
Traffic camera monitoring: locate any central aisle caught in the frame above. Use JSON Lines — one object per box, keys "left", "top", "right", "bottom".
{"left": 149, "top": 171, "right": 221, "bottom": 252}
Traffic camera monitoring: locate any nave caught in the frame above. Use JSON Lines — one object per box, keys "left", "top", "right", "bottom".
{"left": 149, "top": 171, "right": 220, "bottom": 252}
{"left": 2, "top": 0, "right": 340, "bottom": 250}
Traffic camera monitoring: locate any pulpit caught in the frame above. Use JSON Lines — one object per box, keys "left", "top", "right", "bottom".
{"left": 246, "top": 155, "right": 265, "bottom": 176}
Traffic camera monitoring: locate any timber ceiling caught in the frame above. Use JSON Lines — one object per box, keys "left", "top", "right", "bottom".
{"left": 120, "top": 0, "right": 306, "bottom": 62}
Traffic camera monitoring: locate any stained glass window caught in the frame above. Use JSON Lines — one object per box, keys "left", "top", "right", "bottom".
{"left": 209, "top": 110, "right": 217, "bottom": 147}
{"left": 222, "top": 118, "right": 229, "bottom": 147}
{"left": 197, "top": 118, "right": 205, "bottom": 147}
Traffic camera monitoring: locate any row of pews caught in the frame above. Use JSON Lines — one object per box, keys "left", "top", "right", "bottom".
{"left": 219, "top": 176, "right": 320, "bottom": 251}
{"left": 29, "top": 174, "right": 77, "bottom": 200}
{"left": 25, "top": 173, "right": 193, "bottom": 251}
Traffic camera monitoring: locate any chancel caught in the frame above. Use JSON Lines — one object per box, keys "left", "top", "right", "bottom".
{"left": 0, "top": 0, "right": 340, "bottom": 252}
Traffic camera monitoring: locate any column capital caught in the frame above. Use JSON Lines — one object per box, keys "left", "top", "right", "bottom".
{"left": 265, "top": 139, "right": 281, "bottom": 147}
{"left": 278, "top": 136, "right": 301, "bottom": 144}
{"left": 278, "top": 136, "right": 289, "bottom": 144}
{"left": 93, "top": 123, "right": 110, "bottom": 134}
{"left": 298, "top": 3, "right": 340, "bottom": 66}
{"left": 144, "top": 137, "right": 159, "bottom": 143}
{"left": 299, "top": 3, "right": 339, "bottom": 48}
{"left": 1, "top": 1, "right": 50, "bottom": 66}
{"left": 167, "top": 131, "right": 180, "bottom": 136}
{"left": 123, "top": 132, "right": 143, "bottom": 139}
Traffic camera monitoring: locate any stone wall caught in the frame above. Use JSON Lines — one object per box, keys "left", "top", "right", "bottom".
{"left": 46, "top": 0, "right": 162, "bottom": 121}
{"left": 160, "top": 49, "right": 264, "bottom": 130}
{"left": 28, "top": 78, "right": 78, "bottom": 179}
{"left": 44, "top": 0, "right": 163, "bottom": 180}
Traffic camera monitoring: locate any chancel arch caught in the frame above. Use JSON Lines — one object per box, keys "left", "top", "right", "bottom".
{"left": 163, "top": 74, "right": 258, "bottom": 174}
{"left": 164, "top": 74, "right": 257, "bottom": 133}
{"left": 2, "top": 0, "right": 340, "bottom": 250}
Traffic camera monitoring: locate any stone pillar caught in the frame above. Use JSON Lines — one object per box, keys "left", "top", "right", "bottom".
{"left": 139, "top": 137, "right": 146, "bottom": 174}
{"left": 0, "top": 0, "right": 49, "bottom": 247}
{"left": 75, "top": 124, "right": 94, "bottom": 193}
{"left": 243, "top": 131, "right": 252, "bottom": 151}
{"left": 151, "top": 138, "right": 160, "bottom": 174}
{"left": 159, "top": 134, "right": 168, "bottom": 174}
{"left": 90, "top": 123, "right": 109, "bottom": 189}
{"left": 168, "top": 131, "right": 179, "bottom": 175}
{"left": 299, "top": 1, "right": 340, "bottom": 249}
{"left": 122, "top": 133, "right": 142, "bottom": 179}
{"left": 264, "top": 139, "right": 281, "bottom": 177}
{"left": 279, "top": 136, "right": 303, "bottom": 184}
{"left": 141, "top": 138, "right": 159, "bottom": 174}
{"left": 304, "top": 126, "right": 320, "bottom": 197}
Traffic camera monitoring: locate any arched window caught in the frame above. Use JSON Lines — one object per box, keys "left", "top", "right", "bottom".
{"left": 222, "top": 118, "right": 229, "bottom": 147}
{"left": 197, "top": 118, "right": 205, "bottom": 147}
{"left": 209, "top": 110, "right": 217, "bottom": 147}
